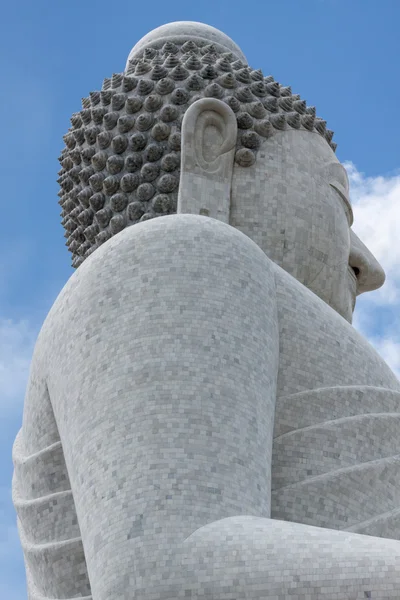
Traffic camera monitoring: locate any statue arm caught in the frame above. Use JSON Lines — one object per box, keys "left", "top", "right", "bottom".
{"left": 12, "top": 342, "right": 91, "bottom": 599}
{"left": 36, "top": 214, "right": 279, "bottom": 598}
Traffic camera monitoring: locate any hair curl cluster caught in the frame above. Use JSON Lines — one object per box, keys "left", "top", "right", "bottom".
{"left": 58, "top": 39, "right": 336, "bottom": 267}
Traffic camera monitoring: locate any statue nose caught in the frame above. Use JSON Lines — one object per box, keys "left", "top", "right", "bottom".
{"left": 349, "top": 229, "right": 386, "bottom": 294}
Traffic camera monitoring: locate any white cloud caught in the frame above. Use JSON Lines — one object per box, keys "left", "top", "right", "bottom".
{"left": 0, "top": 319, "right": 37, "bottom": 413}
{"left": 348, "top": 162, "right": 400, "bottom": 378}
{"left": 346, "top": 161, "right": 400, "bottom": 304}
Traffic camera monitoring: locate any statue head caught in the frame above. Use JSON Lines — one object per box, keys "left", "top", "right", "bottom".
{"left": 58, "top": 21, "right": 384, "bottom": 323}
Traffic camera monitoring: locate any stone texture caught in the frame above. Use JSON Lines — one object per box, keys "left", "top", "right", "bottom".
{"left": 14, "top": 21, "right": 400, "bottom": 600}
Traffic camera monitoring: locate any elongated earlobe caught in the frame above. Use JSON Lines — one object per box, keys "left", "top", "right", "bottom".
{"left": 178, "top": 98, "right": 237, "bottom": 223}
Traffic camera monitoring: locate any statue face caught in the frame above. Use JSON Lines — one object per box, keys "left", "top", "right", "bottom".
{"left": 230, "top": 130, "right": 385, "bottom": 322}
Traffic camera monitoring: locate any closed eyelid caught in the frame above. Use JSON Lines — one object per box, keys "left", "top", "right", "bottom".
{"left": 329, "top": 163, "right": 350, "bottom": 191}
{"left": 337, "top": 165, "right": 350, "bottom": 191}
{"left": 330, "top": 181, "right": 354, "bottom": 226}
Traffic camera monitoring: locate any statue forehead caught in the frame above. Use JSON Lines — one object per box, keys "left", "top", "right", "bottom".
{"left": 243, "top": 129, "right": 343, "bottom": 177}
{"left": 232, "top": 129, "right": 352, "bottom": 220}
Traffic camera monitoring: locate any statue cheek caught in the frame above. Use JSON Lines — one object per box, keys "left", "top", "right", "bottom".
{"left": 337, "top": 212, "right": 351, "bottom": 249}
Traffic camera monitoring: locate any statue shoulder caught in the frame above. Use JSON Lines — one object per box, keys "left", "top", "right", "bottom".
{"left": 59, "top": 214, "right": 277, "bottom": 294}
{"left": 39, "top": 214, "right": 278, "bottom": 361}
{"left": 89, "top": 214, "right": 276, "bottom": 276}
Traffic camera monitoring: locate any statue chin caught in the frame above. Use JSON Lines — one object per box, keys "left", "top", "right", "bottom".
{"left": 12, "top": 20, "right": 399, "bottom": 600}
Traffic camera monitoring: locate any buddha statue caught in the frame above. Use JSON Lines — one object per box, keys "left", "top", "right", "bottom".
{"left": 12, "top": 21, "right": 400, "bottom": 600}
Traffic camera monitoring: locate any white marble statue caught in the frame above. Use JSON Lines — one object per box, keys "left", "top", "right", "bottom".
{"left": 13, "top": 21, "right": 400, "bottom": 600}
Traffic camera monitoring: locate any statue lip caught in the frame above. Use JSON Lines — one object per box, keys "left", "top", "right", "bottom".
{"left": 348, "top": 264, "right": 358, "bottom": 304}
{"left": 348, "top": 264, "right": 358, "bottom": 283}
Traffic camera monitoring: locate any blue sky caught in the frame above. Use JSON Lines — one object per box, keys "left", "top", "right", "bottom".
{"left": 1, "top": 0, "right": 399, "bottom": 597}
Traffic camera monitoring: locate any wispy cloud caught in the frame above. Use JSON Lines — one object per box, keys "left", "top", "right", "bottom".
{"left": 349, "top": 162, "right": 400, "bottom": 378}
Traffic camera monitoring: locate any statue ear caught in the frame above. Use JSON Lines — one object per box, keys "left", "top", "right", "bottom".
{"left": 177, "top": 98, "right": 237, "bottom": 222}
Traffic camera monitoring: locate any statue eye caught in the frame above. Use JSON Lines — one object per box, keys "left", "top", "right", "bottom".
{"left": 325, "top": 162, "right": 353, "bottom": 226}
{"left": 330, "top": 182, "right": 354, "bottom": 226}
